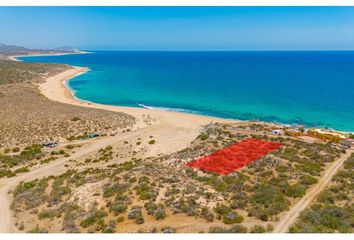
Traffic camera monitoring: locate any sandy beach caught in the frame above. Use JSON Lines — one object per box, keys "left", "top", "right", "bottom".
{"left": 38, "top": 66, "right": 231, "bottom": 124}
{"left": 7, "top": 51, "right": 90, "bottom": 62}
{"left": 38, "top": 65, "right": 238, "bottom": 155}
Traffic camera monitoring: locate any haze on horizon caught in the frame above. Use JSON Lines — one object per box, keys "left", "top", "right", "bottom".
{"left": 1, "top": 6, "right": 354, "bottom": 50}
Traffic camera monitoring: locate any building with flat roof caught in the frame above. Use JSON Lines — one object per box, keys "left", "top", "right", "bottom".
{"left": 306, "top": 129, "right": 348, "bottom": 142}
{"left": 285, "top": 129, "right": 302, "bottom": 137}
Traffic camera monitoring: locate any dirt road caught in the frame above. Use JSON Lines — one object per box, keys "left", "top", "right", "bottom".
{"left": 273, "top": 149, "right": 353, "bottom": 233}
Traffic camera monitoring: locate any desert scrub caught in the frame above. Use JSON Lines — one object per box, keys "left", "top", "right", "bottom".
{"left": 103, "top": 183, "right": 130, "bottom": 197}
{"left": 0, "top": 144, "right": 43, "bottom": 168}
{"left": 144, "top": 202, "right": 166, "bottom": 220}
{"left": 230, "top": 192, "right": 248, "bottom": 210}
{"left": 300, "top": 174, "right": 318, "bottom": 185}
{"left": 248, "top": 183, "right": 289, "bottom": 221}
{"left": 38, "top": 209, "right": 58, "bottom": 220}
{"left": 284, "top": 183, "right": 307, "bottom": 198}
{"left": 65, "top": 144, "right": 77, "bottom": 150}
{"left": 200, "top": 207, "right": 214, "bottom": 222}
{"left": 108, "top": 200, "right": 128, "bottom": 215}
{"left": 213, "top": 203, "right": 243, "bottom": 224}
{"left": 198, "top": 133, "right": 209, "bottom": 141}
{"left": 47, "top": 175, "right": 72, "bottom": 207}
{"left": 14, "top": 166, "right": 29, "bottom": 174}
{"left": 250, "top": 224, "right": 266, "bottom": 233}
{"left": 40, "top": 156, "right": 58, "bottom": 165}
{"left": 61, "top": 203, "right": 84, "bottom": 233}
{"left": 148, "top": 139, "right": 156, "bottom": 144}
{"left": 290, "top": 153, "right": 354, "bottom": 233}
{"left": 12, "top": 147, "right": 20, "bottom": 152}
{"left": 134, "top": 176, "right": 157, "bottom": 201}
{"left": 13, "top": 178, "right": 48, "bottom": 210}
{"left": 209, "top": 224, "right": 247, "bottom": 233}
{"left": 290, "top": 205, "right": 353, "bottom": 233}
{"left": 80, "top": 209, "right": 108, "bottom": 228}
{"left": 127, "top": 206, "right": 144, "bottom": 224}
{"left": 71, "top": 117, "right": 81, "bottom": 121}
{"left": 98, "top": 145, "right": 114, "bottom": 162}
{"left": 174, "top": 196, "right": 199, "bottom": 216}
{"left": 119, "top": 161, "right": 134, "bottom": 171}
{"left": 295, "top": 161, "right": 322, "bottom": 176}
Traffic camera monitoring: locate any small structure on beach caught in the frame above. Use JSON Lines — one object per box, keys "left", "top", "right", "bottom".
{"left": 271, "top": 129, "right": 284, "bottom": 135}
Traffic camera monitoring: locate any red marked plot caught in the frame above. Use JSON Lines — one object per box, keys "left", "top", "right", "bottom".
{"left": 186, "top": 138, "right": 281, "bottom": 175}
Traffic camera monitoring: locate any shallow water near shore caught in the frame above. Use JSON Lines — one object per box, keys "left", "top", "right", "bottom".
{"left": 20, "top": 51, "right": 354, "bottom": 132}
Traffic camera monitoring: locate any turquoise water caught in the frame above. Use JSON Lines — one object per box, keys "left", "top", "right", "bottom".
{"left": 20, "top": 51, "right": 354, "bottom": 131}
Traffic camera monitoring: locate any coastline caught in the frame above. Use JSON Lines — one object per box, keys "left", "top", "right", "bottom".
{"left": 9, "top": 51, "right": 245, "bottom": 133}
{"left": 17, "top": 51, "right": 352, "bottom": 135}
{"left": 8, "top": 51, "right": 236, "bottom": 127}
{"left": 38, "top": 65, "right": 240, "bottom": 131}
{"left": 8, "top": 50, "right": 90, "bottom": 62}
{"left": 40, "top": 65, "right": 344, "bottom": 135}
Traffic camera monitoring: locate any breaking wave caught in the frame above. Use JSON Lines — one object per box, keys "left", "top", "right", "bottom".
{"left": 137, "top": 103, "right": 200, "bottom": 114}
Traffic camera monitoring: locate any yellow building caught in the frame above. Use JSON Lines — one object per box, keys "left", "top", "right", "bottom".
{"left": 285, "top": 129, "right": 302, "bottom": 137}
{"left": 306, "top": 129, "right": 348, "bottom": 142}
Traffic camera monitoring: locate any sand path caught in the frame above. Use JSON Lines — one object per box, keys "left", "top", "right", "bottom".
{"left": 273, "top": 149, "right": 353, "bottom": 233}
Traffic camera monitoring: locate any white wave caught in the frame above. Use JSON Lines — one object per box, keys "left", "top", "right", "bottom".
{"left": 137, "top": 103, "right": 199, "bottom": 114}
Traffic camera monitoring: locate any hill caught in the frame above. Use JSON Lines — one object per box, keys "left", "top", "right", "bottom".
{"left": 0, "top": 43, "right": 77, "bottom": 60}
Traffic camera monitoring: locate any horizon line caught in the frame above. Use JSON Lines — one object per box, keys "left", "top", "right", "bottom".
{"left": 81, "top": 48, "right": 354, "bottom": 52}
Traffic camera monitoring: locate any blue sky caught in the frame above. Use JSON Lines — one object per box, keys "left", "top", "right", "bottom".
{"left": 0, "top": 7, "right": 354, "bottom": 50}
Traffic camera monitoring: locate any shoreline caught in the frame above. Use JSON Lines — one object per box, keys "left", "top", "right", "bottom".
{"left": 7, "top": 51, "right": 287, "bottom": 129}
{"left": 38, "top": 66, "right": 240, "bottom": 129}
{"left": 14, "top": 52, "right": 352, "bottom": 134}
{"left": 7, "top": 50, "right": 90, "bottom": 62}
{"left": 39, "top": 65, "right": 354, "bottom": 135}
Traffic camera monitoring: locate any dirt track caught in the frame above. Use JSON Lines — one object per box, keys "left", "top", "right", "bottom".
{"left": 273, "top": 149, "right": 353, "bottom": 233}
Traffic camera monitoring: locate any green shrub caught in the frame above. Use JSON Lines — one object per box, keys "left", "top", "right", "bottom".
{"left": 222, "top": 211, "right": 244, "bottom": 224}
{"left": 249, "top": 183, "right": 289, "bottom": 220}
{"left": 71, "top": 117, "right": 81, "bottom": 121}
{"left": 12, "top": 147, "right": 20, "bottom": 152}
{"left": 80, "top": 210, "right": 108, "bottom": 228}
{"left": 110, "top": 201, "right": 127, "bottom": 214}
{"left": 250, "top": 224, "right": 266, "bottom": 233}
{"left": 14, "top": 167, "right": 29, "bottom": 174}
{"left": 300, "top": 175, "right": 318, "bottom": 185}
{"left": 199, "top": 133, "right": 209, "bottom": 141}
{"left": 117, "top": 216, "right": 125, "bottom": 223}
{"left": 200, "top": 207, "right": 214, "bottom": 222}
{"left": 214, "top": 203, "right": 232, "bottom": 216}
{"left": 209, "top": 224, "right": 247, "bottom": 233}
{"left": 285, "top": 184, "right": 307, "bottom": 198}
{"left": 38, "top": 209, "right": 57, "bottom": 219}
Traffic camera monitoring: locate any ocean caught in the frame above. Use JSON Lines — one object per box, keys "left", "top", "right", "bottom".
{"left": 19, "top": 51, "right": 354, "bottom": 132}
